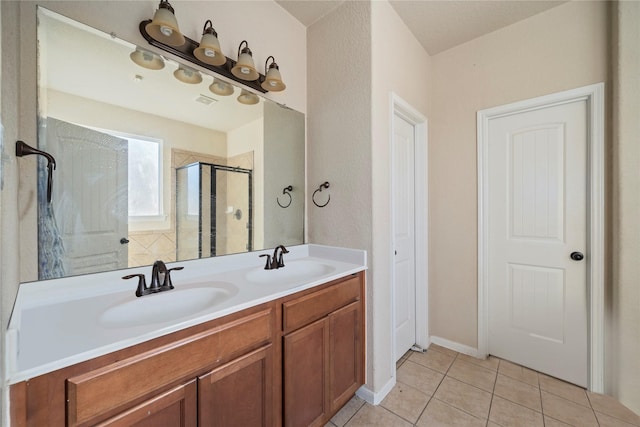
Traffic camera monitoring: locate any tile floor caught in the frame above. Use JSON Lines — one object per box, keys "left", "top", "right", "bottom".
{"left": 325, "top": 344, "right": 640, "bottom": 427}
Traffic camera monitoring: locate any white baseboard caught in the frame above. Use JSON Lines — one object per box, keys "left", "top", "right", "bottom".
{"left": 430, "top": 336, "right": 483, "bottom": 358}
{"left": 356, "top": 376, "right": 396, "bottom": 405}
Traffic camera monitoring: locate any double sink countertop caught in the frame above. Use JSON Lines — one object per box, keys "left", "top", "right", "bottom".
{"left": 6, "top": 244, "right": 366, "bottom": 384}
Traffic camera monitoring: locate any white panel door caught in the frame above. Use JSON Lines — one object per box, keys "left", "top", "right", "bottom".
{"left": 394, "top": 114, "right": 416, "bottom": 361}
{"left": 44, "top": 118, "right": 128, "bottom": 277}
{"left": 487, "top": 100, "right": 588, "bottom": 386}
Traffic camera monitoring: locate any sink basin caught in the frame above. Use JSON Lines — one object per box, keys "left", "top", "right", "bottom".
{"left": 99, "top": 283, "right": 237, "bottom": 328}
{"left": 245, "top": 260, "right": 336, "bottom": 285}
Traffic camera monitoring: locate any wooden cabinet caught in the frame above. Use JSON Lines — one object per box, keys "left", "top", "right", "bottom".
{"left": 283, "top": 318, "right": 329, "bottom": 427}
{"left": 283, "top": 274, "right": 365, "bottom": 427}
{"left": 198, "top": 344, "right": 273, "bottom": 426}
{"left": 11, "top": 304, "right": 275, "bottom": 426}
{"left": 9, "top": 271, "right": 365, "bottom": 427}
{"left": 95, "top": 380, "right": 197, "bottom": 427}
{"left": 328, "top": 301, "right": 363, "bottom": 413}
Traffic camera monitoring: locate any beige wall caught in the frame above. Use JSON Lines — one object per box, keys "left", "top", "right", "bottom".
{"left": 307, "top": 0, "right": 374, "bottom": 385}
{"left": 308, "top": 0, "right": 431, "bottom": 396}
{"left": 429, "top": 0, "right": 609, "bottom": 347}
{"left": 370, "top": 0, "right": 431, "bottom": 394}
{"left": 610, "top": 1, "right": 640, "bottom": 413}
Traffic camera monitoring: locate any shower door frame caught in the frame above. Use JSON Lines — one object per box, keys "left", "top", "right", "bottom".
{"left": 176, "top": 162, "right": 253, "bottom": 259}
{"left": 205, "top": 163, "right": 253, "bottom": 257}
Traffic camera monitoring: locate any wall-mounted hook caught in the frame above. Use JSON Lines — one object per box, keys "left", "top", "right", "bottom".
{"left": 312, "top": 181, "right": 330, "bottom": 208}
{"left": 277, "top": 185, "right": 293, "bottom": 208}
{"left": 16, "top": 141, "right": 56, "bottom": 203}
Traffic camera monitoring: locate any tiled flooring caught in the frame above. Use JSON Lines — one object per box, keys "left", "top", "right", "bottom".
{"left": 325, "top": 344, "right": 640, "bottom": 427}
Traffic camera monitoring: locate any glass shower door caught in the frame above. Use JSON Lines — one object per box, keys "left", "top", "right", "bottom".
{"left": 176, "top": 162, "right": 252, "bottom": 261}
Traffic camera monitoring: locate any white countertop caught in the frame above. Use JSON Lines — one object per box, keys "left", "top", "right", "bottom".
{"left": 6, "top": 244, "right": 366, "bottom": 384}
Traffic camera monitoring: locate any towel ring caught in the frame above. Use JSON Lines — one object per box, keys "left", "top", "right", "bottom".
{"left": 312, "top": 181, "right": 330, "bottom": 208}
{"left": 277, "top": 185, "right": 293, "bottom": 208}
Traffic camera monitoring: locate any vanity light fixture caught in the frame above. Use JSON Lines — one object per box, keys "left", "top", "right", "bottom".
{"left": 174, "top": 65, "right": 203, "bottom": 84}
{"left": 129, "top": 47, "right": 165, "bottom": 70}
{"left": 209, "top": 78, "right": 234, "bottom": 96}
{"left": 193, "top": 20, "right": 226, "bottom": 66}
{"left": 261, "top": 56, "right": 286, "bottom": 92}
{"left": 237, "top": 89, "right": 259, "bottom": 105}
{"left": 231, "top": 41, "right": 259, "bottom": 81}
{"left": 145, "top": 0, "right": 185, "bottom": 47}
{"left": 139, "top": 14, "right": 283, "bottom": 93}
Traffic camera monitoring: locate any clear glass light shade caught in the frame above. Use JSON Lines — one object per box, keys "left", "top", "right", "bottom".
{"left": 194, "top": 32, "right": 226, "bottom": 66}
{"left": 209, "top": 78, "right": 234, "bottom": 96}
{"left": 130, "top": 48, "right": 165, "bottom": 70}
{"left": 174, "top": 66, "right": 202, "bottom": 84}
{"left": 261, "top": 65, "right": 286, "bottom": 92}
{"left": 145, "top": 5, "right": 185, "bottom": 47}
{"left": 237, "top": 89, "right": 259, "bottom": 105}
{"left": 231, "top": 51, "right": 259, "bottom": 81}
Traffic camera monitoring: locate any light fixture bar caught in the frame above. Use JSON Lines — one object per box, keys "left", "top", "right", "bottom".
{"left": 139, "top": 20, "right": 268, "bottom": 93}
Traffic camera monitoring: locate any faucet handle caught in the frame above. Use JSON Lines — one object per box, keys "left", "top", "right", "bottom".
{"left": 164, "top": 266, "right": 184, "bottom": 289}
{"left": 260, "top": 254, "right": 272, "bottom": 270}
{"left": 123, "top": 274, "right": 147, "bottom": 297}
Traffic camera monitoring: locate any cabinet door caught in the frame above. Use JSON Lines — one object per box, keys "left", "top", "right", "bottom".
{"left": 328, "top": 301, "right": 363, "bottom": 413}
{"left": 199, "top": 344, "right": 273, "bottom": 427}
{"left": 95, "top": 380, "right": 196, "bottom": 427}
{"left": 283, "top": 317, "right": 329, "bottom": 427}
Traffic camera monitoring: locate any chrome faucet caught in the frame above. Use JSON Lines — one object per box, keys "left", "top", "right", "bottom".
{"left": 123, "top": 260, "right": 184, "bottom": 297}
{"left": 259, "top": 245, "right": 289, "bottom": 270}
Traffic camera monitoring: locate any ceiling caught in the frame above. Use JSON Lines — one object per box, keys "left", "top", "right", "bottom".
{"left": 276, "top": 0, "right": 567, "bottom": 55}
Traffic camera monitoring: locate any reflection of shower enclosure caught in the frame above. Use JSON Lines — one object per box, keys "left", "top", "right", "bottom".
{"left": 176, "top": 162, "right": 252, "bottom": 260}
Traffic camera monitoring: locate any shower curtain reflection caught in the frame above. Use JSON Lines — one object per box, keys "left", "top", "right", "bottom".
{"left": 176, "top": 162, "right": 252, "bottom": 260}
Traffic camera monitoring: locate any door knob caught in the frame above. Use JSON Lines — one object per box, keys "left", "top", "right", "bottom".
{"left": 120, "top": 238, "right": 130, "bottom": 244}
{"left": 570, "top": 251, "right": 584, "bottom": 261}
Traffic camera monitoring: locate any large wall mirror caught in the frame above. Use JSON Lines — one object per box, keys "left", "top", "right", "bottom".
{"left": 27, "top": 7, "right": 304, "bottom": 281}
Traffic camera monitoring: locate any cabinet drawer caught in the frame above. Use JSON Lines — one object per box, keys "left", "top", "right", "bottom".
{"left": 283, "top": 275, "right": 360, "bottom": 333}
{"left": 67, "top": 308, "right": 273, "bottom": 426}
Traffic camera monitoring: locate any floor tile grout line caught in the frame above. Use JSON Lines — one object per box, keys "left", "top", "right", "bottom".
{"left": 412, "top": 393, "right": 434, "bottom": 427}
{"left": 537, "top": 369, "right": 547, "bottom": 426}
{"left": 440, "top": 366, "right": 497, "bottom": 395}
{"left": 454, "top": 355, "right": 500, "bottom": 375}
{"left": 486, "top": 359, "right": 500, "bottom": 426}
{"left": 586, "top": 392, "right": 640, "bottom": 426}
{"left": 338, "top": 397, "right": 366, "bottom": 427}
{"left": 432, "top": 350, "right": 496, "bottom": 423}
{"left": 397, "top": 346, "right": 638, "bottom": 427}
{"left": 425, "top": 396, "right": 489, "bottom": 425}
{"left": 407, "top": 347, "right": 458, "bottom": 426}
{"left": 378, "top": 402, "right": 418, "bottom": 426}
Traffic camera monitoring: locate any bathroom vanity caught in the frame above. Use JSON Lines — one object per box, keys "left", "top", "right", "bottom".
{"left": 7, "top": 245, "right": 366, "bottom": 426}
